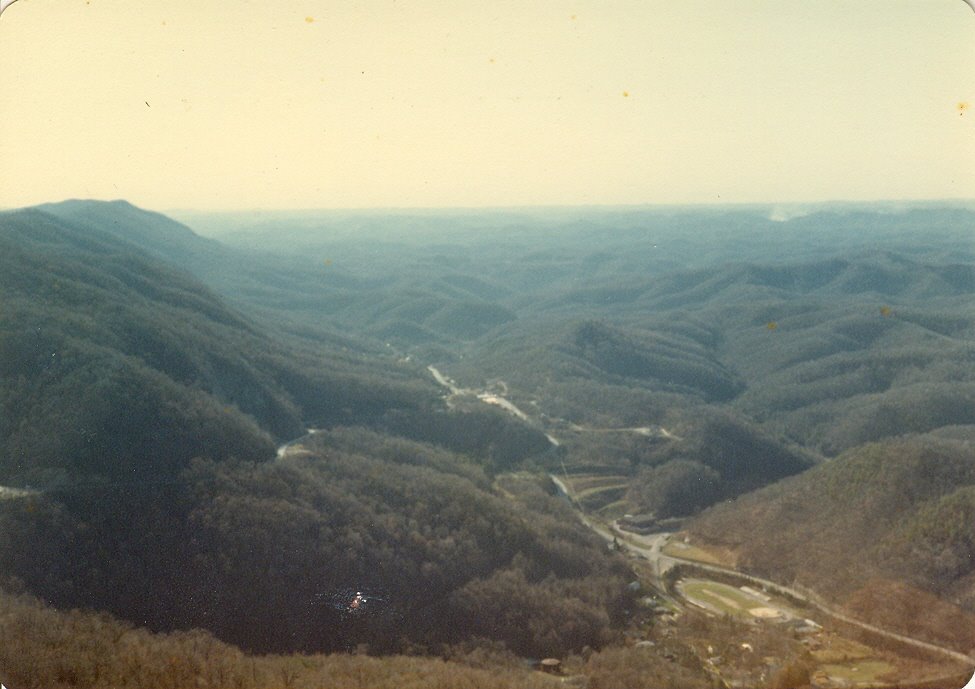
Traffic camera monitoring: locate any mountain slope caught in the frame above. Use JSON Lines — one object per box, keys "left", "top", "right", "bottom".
{"left": 0, "top": 206, "right": 437, "bottom": 483}
{"left": 687, "top": 436, "right": 975, "bottom": 652}
{"left": 0, "top": 203, "right": 621, "bottom": 659}
{"left": 484, "top": 253, "right": 975, "bottom": 457}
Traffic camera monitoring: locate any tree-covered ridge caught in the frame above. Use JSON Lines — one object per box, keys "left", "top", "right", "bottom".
{"left": 149, "top": 199, "right": 975, "bottom": 520}
{"left": 0, "top": 429, "right": 633, "bottom": 657}
{"left": 160, "top": 204, "right": 975, "bottom": 353}
{"left": 0, "top": 207, "right": 441, "bottom": 483}
{"left": 15, "top": 199, "right": 975, "bottom": 485}
{"left": 623, "top": 409, "right": 814, "bottom": 518}
{"left": 34, "top": 201, "right": 522, "bottom": 346}
{"left": 687, "top": 437, "right": 975, "bottom": 651}
{"left": 884, "top": 484, "right": 975, "bottom": 602}
{"left": 0, "top": 202, "right": 635, "bottom": 660}
{"left": 4, "top": 199, "right": 975, "bottom": 673}
{"left": 441, "top": 252, "right": 975, "bottom": 458}
{"left": 1, "top": 583, "right": 740, "bottom": 689}
{"left": 31, "top": 202, "right": 975, "bottom": 462}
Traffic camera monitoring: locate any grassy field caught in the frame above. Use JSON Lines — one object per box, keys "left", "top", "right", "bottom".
{"left": 678, "top": 579, "right": 790, "bottom": 620}
{"left": 810, "top": 637, "right": 874, "bottom": 664}
{"left": 811, "top": 637, "right": 898, "bottom": 688}
{"left": 662, "top": 540, "right": 726, "bottom": 565}
{"left": 819, "top": 660, "right": 897, "bottom": 686}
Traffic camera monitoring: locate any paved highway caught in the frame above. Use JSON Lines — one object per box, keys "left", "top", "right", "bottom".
{"left": 550, "top": 473, "right": 975, "bottom": 670}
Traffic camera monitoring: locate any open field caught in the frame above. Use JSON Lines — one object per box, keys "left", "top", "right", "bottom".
{"left": 663, "top": 540, "right": 727, "bottom": 566}
{"left": 811, "top": 637, "right": 875, "bottom": 664}
{"left": 818, "top": 660, "right": 897, "bottom": 686}
{"left": 809, "top": 637, "right": 900, "bottom": 687}
{"left": 678, "top": 579, "right": 795, "bottom": 620}
{"left": 676, "top": 580, "right": 915, "bottom": 687}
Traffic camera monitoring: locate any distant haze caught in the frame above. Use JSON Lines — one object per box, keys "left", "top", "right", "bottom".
{"left": 1, "top": 0, "right": 973, "bottom": 210}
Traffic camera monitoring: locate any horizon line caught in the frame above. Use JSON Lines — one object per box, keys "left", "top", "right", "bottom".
{"left": 3, "top": 196, "right": 975, "bottom": 216}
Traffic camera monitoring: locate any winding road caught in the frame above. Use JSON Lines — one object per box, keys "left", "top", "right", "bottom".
{"left": 665, "top": 551, "right": 975, "bottom": 668}
{"left": 426, "top": 365, "right": 676, "bottom": 445}
{"left": 552, "top": 474, "right": 975, "bottom": 670}
{"left": 430, "top": 364, "right": 974, "bottom": 673}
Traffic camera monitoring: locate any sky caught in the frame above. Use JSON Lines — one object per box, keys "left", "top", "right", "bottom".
{"left": 0, "top": 0, "right": 973, "bottom": 210}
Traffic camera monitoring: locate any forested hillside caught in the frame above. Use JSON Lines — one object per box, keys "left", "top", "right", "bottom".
{"left": 0, "top": 202, "right": 626, "bottom": 661}
{"left": 15, "top": 201, "right": 973, "bottom": 510}
{"left": 177, "top": 203, "right": 975, "bottom": 656}
{"left": 3, "top": 200, "right": 974, "bottom": 682}
{"left": 687, "top": 436, "right": 975, "bottom": 652}
{"left": 0, "top": 430, "right": 631, "bottom": 656}
{"left": 0, "top": 207, "right": 441, "bottom": 485}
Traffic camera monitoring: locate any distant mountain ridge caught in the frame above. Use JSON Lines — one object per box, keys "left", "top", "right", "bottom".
{"left": 38, "top": 199, "right": 226, "bottom": 269}
{"left": 1, "top": 198, "right": 974, "bottom": 670}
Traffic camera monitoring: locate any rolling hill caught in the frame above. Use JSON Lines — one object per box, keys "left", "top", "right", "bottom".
{"left": 4, "top": 199, "right": 975, "bottom": 674}
{"left": 0, "top": 201, "right": 626, "bottom": 660}
{"left": 0, "top": 206, "right": 444, "bottom": 484}
{"left": 687, "top": 436, "right": 975, "bottom": 653}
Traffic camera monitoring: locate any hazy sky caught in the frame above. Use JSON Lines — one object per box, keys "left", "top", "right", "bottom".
{"left": 1, "top": 0, "right": 972, "bottom": 210}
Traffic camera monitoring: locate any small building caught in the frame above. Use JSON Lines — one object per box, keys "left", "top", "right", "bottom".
{"left": 618, "top": 513, "right": 659, "bottom": 534}
{"left": 539, "top": 658, "right": 562, "bottom": 674}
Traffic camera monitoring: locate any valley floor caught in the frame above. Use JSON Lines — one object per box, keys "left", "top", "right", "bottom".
{"left": 424, "top": 360, "right": 975, "bottom": 688}
{"left": 552, "top": 478, "right": 975, "bottom": 689}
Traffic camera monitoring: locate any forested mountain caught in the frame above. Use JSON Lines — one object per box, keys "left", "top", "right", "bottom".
{"left": 446, "top": 252, "right": 975, "bottom": 459}
{"left": 11, "top": 199, "right": 974, "bottom": 495}
{"left": 453, "top": 318, "right": 742, "bottom": 402}
{"left": 39, "top": 200, "right": 227, "bottom": 269}
{"left": 172, "top": 203, "right": 975, "bottom": 347}
{"left": 174, "top": 203, "right": 973, "bottom": 661}
{"left": 3, "top": 199, "right": 974, "bottom": 683}
{"left": 687, "top": 436, "right": 975, "bottom": 652}
{"left": 1, "top": 430, "right": 631, "bottom": 656}
{"left": 0, "top": 206, "right": 440, "bottom": 485}
{"left": 14, "top": 200, "right": 973, "bottom": 501}
{"left": 0, "top": 202, "right": 624, "bottom": 660}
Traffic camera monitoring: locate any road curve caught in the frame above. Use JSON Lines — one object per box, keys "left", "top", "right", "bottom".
{"left": 550, "top": 474, "right": 975, "bottom": 670}
{"left": 662, "top": 553, "right": 975, "bottom": 667}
